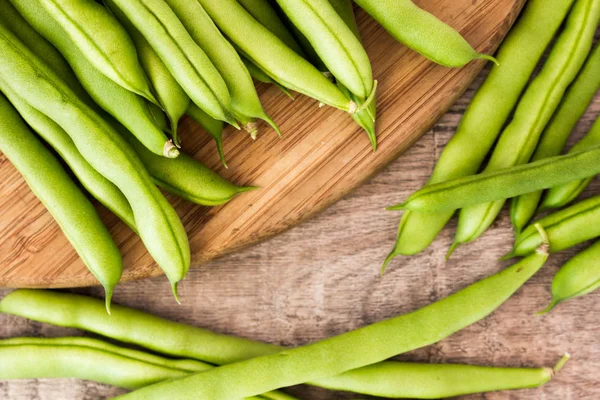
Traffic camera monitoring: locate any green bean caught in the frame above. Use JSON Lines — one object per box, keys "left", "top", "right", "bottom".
{"left": 383, "top": 0, "right": 576, "bottom": 267}
{"left": 197, "top": 0, "right": 355, "bottom": 112}
{"left": 328, "top": 0, "right": 359, "bottom": 38}
{"left": 186, "top": 103, "right": 228, "bottom": 166}
{"left": 163, "top": 0, "right": 279, "bottom": 137}
{"left": 541, "top": 117, "right": 600, "bottom": 209}
{"left": 390, "top": 144, "right": 600, "bottom": 214}
{"left": 238, "top": 0, "right": 306, "bottom": 56}
{"left": 241, "top": 56, "right": 294, "bottom": 99}
{"left": 104, "top": 0, "right": 236, "bottom": 127}
{"left": 507, "top": 195, "right": 600, "bottom": 258}
{"left": 115, "top": 9, "right": 190, "bottom": 147}
{"left": 10, "top": 0, "right": 177, "bottom": 158}
{"left": 276, "top": 0, "right": 374, "bottom": 103}
{"left": 37, "top": 0, "right": 157, "bottom": 104}
{"left": 450, "top": 0, "right": 600, "bottom": 255}
{"left": 120, "top": 126, "right": 257, "bottom": 206}
{"left": 0, "top": 94, "right": 122, "bottom": 310}
{"left": 353, "top": 0, "right": 495, "bottom": 67}
{"left": 0, "top": 24, "right": 190, "bottom": 296}
{"left": 115, "top": 238, "right": 549, "bottom": 399}
{"left": 0, "top": 81, "right": 135, "bottom": 230}
{"left": 540, "top": 240, "right": 600, "bottom": 314}
{"left": 511, "top": 44, "right": 600, "bottom": 233}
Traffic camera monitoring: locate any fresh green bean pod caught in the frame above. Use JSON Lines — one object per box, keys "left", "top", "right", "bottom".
{"left": 197, "top": 0, "right": 354, "bottom": 112}
{"left": 540, "top": 240, "right": 600, "bottom": 314}
{"left": 38, "top": 0, "right": 156, "bottom": 103}
{"left": 0, "top": 82, "right": 135, "bottom": 230}
{"left": 10, "top": 0, "right": 177, "bottom": 158}
{"left": 237, "top": 0, "right": 306, "bottom": 56}
{"left": 118, "top": 13, "right": 190, "bottom": 147}
{"left": 384, "top": 0, "right": 576, "bottom": 267}
{"left": 275, "top": 0, "right": 374, "bottom": 102}
{"left": 0, "top": 94, "right": 122, "bottom": 309}
{"left": 186, "top": 103, "right": 228, "bottom": 167}
{"left": 353, "top": 0, "right": 495, "bottom": 67}
{"left": 163, "top": 0, "right": 279, "bottom": 137}
{"left": 120, "top": 127, "right": 256, "bottom": 206}
{"left": 507, "top": 195, "right": 600, "bottom": 258}
{"left": 541, "top": 117, "right": 600, "bottom": 209}
{"left": 328, "top": 0, "right": 360, "bottom": 37}
{"left": 104, "top": 0, "right": 236, "bottom": 127}
{"left": 390, "top": 144, "right": 600, "bottom": 214}
{"left": 511, "top": 44, "right": 600, "bottom": 232}
{"left": 115, "top": 245, "right": 549, "bottom": 399}
{"left": 0, "top": 25, "right": 190, "bottom": 296}
{"left": 451, "top": 0, "right": 600, "bottom": 255}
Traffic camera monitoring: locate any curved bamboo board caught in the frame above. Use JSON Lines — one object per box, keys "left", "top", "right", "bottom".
{"left": 0, "top": 0, "right": 524, "bottom": 288}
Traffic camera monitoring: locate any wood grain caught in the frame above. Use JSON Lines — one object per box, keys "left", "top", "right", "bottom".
{"left": 1, "top": 27, "right": 599, "bottom": 400}
{"left": 0, "top": 0, "right": 523, "bottom": 288}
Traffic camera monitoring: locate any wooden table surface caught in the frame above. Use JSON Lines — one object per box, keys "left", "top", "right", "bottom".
{"left": 1, "top": 64, "right": 599, "bottom": 399}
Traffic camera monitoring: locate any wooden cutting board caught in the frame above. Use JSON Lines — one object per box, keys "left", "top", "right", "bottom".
{"left": 0, "top": 0, "right": 524, "bottom": 288}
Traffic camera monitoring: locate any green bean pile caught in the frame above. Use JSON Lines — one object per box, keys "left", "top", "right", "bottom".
{"left": 0, "top": 0, "right": 491, "bottom": 305}
{"left": 387, "top": 0, "right": 600, "bottom": 312}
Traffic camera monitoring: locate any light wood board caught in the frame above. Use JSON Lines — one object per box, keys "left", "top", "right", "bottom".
{"left": 0, "top": 0, "right": 524, "bottom": 288}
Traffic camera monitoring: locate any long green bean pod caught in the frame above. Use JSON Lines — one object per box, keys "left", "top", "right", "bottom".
{"left": 0, "top": 336, "right": 562, "bottom": 399}
{"left": 541, "top": 116, "right": 600, "bottom": 209}
{"left": 353, "top": 0, "right": 495, "bottom": 67}
{"left": 197, "top": 0, "right": 354, "bottom": 112}
{"left": 511, "top": 43, "right": 600, "bottom": 232}
{"left": 38, "top": 0, "right": 156, "bottom": 103}
{"left": 0, "top": 24, "right": 190, "bottom": 296}
{"left": 540, "top": 240, "right": 600, "bottom": 313}
{"left": 186, "top": 103, "right": 228, "bottom": 167}
{"left": 9, "top": 0, "right": 177, "bottom": 158}
{"left": 384, "top": 0, "right": 576, "bottom": 266}
{"left": 104, "top": 0, "right": 235, "bottom": 126}
{"left": 114, "top": 243, "right": 549, "bottom": 399}
{"left": 451, "top": 0, "right": 600, "bottom": 255}
{"left": 507, "top": 195, "right": 600, "bottom": 258}
{"left": 0, "top": 94, "right": 122, "bottom": 309}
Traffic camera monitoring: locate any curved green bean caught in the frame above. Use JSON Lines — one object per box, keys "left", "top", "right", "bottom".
{"left": 115, "top": 242, "right": 549, "bottom": 399}
{"left": 541, "top": 116, "right": 600, "bottom": 209}
{"left": 390, "top": 144, "right": 600, "bottom": 214}
{"left": 276, "top": 0, "right": 374, "bottom": 102}
{"left": 39, "top": 0, "right": 156, "bottom": 103}
{"left": 0, "top": 81, "right": 135, "bottom": 230}
{"left": 104, "top": 0, "right": 235, "bottom": 127}
{"left": 353, "top": 0, "right": 495, "bottom": 67}
{"left": 0, "top": 24, "right": 190, "bottom": 296}
{"left": 451, "top": 0, "right": 600, "bottom": 255}
{"left": 186, "top": 103, "right": 228, "bottom": 167}
{"left": 383, "top": 0, "right": 575, "bottom": 267}
{"left": 540, "top": 240, "right": 600, "bottom": 314}
{"left": 10, "top": 0, "right": 177, "bottom": 158}
{"left": 507, "top": 195, "right": 600, "bottom": 258}
{"left": 164, "top": 0, "right": 279, "bottom": 136}
{"left": 197, "top": 0, "right": 354, "bottom": 112}
{"left": 511, "top": 44, "right": 600, "bottom": 232}
{"left": 0, "top": 94, "right": 122, "bottom": 309}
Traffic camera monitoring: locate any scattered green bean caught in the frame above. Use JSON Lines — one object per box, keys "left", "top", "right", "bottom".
{"left": 10, "top": 0, "right": 177, "bottom": 158}
{"left": 511, "top": 44, "right": 600, "bottom": 232}
{"left": 353, "top": 0, "right": 495, "bottom": 67}
{"left": 540, "top": 240, "right": 600, "bottom": 314}
{"left": 383, "top": 0, "right": 576, "bottom": 266}
{"left": 0, "top": 24, "right": 190, "bottom": 296}
{"left": 115, "top": 238, "right": 549, "bottom": 399}
{"left": 541, "top": 116, "right": 600, "bottom": 210}
{"left": 507, "top": 195, "right": 600, "bottom": 258}
{"left": 105, "top": 0, "right": 236, "bottom": 126}
{"left": 186, "top": 103, "right": 228, "bottom": 166}
{"left": 198, "top": 0, "right": 354, "bottom": 112}
{"left": 0, "top": 94, "right": 122, "bottom": 309}
{"left": 451, "top": 0, "right": 600, "bottom": 255}
{"left": 390, "top": 144, "right": 600, "bottom": 214}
